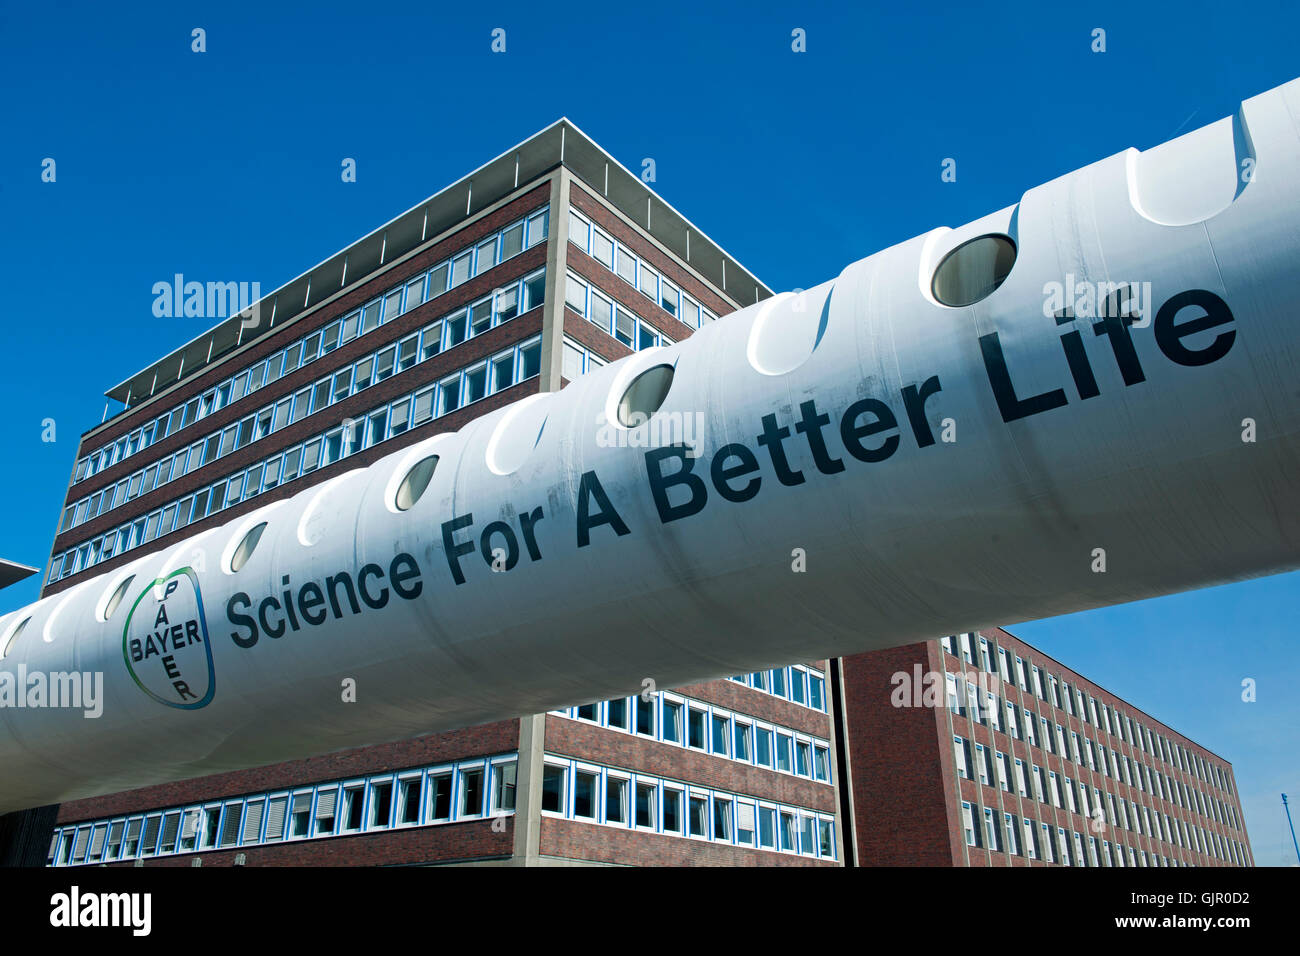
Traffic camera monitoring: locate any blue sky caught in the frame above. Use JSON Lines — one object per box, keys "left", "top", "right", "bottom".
{"left": 1, "top": 1, "right": 1296, "bottom": 863}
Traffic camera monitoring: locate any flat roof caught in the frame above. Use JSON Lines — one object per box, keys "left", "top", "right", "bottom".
{"left": 104, "top": 118, "right": 773, "bottom": 416}
{"left": 0, "top": 560, "right": 38, "bottom": 591}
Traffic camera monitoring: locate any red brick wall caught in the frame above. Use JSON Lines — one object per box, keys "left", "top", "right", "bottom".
{"left": 840, "top": 642, "right": 956, "bottom": 866}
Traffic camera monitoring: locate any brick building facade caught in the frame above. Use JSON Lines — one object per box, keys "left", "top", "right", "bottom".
{"left": 838, "top": 629, "right": 1253, "bottom": 867}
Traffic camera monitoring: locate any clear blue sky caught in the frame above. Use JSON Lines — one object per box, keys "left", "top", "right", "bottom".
{"left": 1, "top": 1, "right": 1296, "bottom": 863}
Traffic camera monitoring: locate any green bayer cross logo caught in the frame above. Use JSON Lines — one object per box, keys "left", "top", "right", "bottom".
{"left": 122, "top": 567, "right": 215, "bottom": 709}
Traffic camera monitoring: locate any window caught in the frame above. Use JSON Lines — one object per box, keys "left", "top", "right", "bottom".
{"left": 464, "top": 364, "right": 487, "bottom": 405}
{"left": 420, "top": 321, "right": 443, "bottom": 361}
{"left": 520, "top": 339, "right": 541, "bottom": 379}
{"left": 565, "top": 272, "right": 587, "bottom": 313}
{"left": 790, "top": 668, "right": 807, "bottom": 705}
{"left": 711, "top": 714, "right": 730, "bottom": 756}
{"left": 814, "top": 745, "right": 830, "bottom": 782}
{"left": 635, "top": 781, "right": 657, "bottom": 829}
{"left": 775, "top": 733, "right": 792, "bottom": 772}
{"left": 311, "top": 790, "right": 336, "bottom": 836}
{"left": 809, "top": 673, "right": 825, "bottom": 710}
{"left": 983, "top": 808, "right": 1002, "bottom": 852}
{"left": 562, "top": 342, "right": 584, "bottom": 381}
{"left": 589, "top": 290, "right": 612, "bottom": 332}
{"left": 593, "top": 230, "right": 614, "bottom": 269}
{"left": 568, "top": 211, "right": 590, "bottom": 250}
{"left": 475, "top": 237, "right": 497, "bottom": 275}
{"left": 795, "top": 740, "right": 811, "bottom": 776}
{"left": 660, "top": 279, "right": 679, "bottom": 317}
{"left": 199, "top": 810, "right": 218, "bottom": 850}
{"left": 605, "top": 775, "right": 628, "bottom": 825}
{"left": 662, "top": 698, "right": 683, "bottom": 744}
{"left": 758, "top": 807, "right": 776, "bottom": 848}
{"left": 501, "top": 222, "right": 524, "bottom": 260}
{"left": 541, "top": 764, "right": 566, "bottom": 813}
{"left": 428, "top": 772, "right": 453, "bottom": 822}
{"left": 459, "top": 766, "right": 485, "bottom": 818}
{"left": 638, "top": 264, "right": 658, "bottom": 300}
{"left": 523, "top": 271, "right": 546, "bottom": 311}
{"left": 526, "top": 209, "right": 548, "bottom": 247}
{"left": 663, "top": 788, "right": 683, "bottom": 834}
{"left": 438, "top": 375, "right": 461, "bottom": 416}
{"left": 689, "top": 796, "right": 709, "bottom": 837}
{"left": 333, "top": 785, "right": 362, "bottom": 833}
{"left": 713, "top": 797, "right": 732, "bottom": 842}
{"left": 496, "top": 285, "right": 519, "bottom": 323}
{"left": 613, "top": 307, "right": 635, "bottom": 347}
{"left": 735, "top": 722, "right": 753, "bottom": 762}
{"left": 574, "top": 769, "right": 598, "bottom": 819}
{"left": 393, "top": 776, "right": 421, "bottom": 825}
{"left": 687, "top": 707, "right": 707, "bottom": 749}
{"left": 635, "top": 694, "right": 655, "bottom": 736}
{"left": 616, "top": 247, "right": 637, "bottom": 286}
{"left": 737, "top": 802, "right": 756, "bottom": 846}
{"left": 756, "top": 726, "right": 773, "bottom": 766}
{"left": 218, "top": 804, "right": 242, "bottom": 848}
{"left": 607, "top": 697, "right": 628, "bottom": 731}
{"left": 492, "top": 762, "right": 517, "bottom": 812}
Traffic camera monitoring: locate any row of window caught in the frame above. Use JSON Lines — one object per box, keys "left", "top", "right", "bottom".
{"left": 49, "top": 754, "right": 521, "bottom": 866}
{"left": 943, "top": 633, "right": 1234, "bottom": 796}
{"left": 564, "top": 271, "right": 680, "bottom": 353}
{"left": 551, "top": 689, "right": 833, "bottom": 784}
{"left": 48, "top": 750, "right": 838, "bottom": 866}
{"left": 945, "top": 671, "right": 1241, "bottom": 833}
{"left": 567, "top": 210, "right": 717, "bottom": 330}
{"left": 959, "top": 800, "right": 1250, "bottom": 867}
{"left": 74, "top": 206, "right": 550, "bottom": 486}
{"left": 60, "top": 270, "right": 546, "bottom": 538}
{"left": 46, "top": 335, "right": 544, "bottom": 585}
{"left": 539, "top": 754, "right": 836, "bottom": 859}
{"left": 953, "top": 734, "right": 1246, "bottom": 864}
{"left": 730, "top": 666, "right": 827, "bottom": 712}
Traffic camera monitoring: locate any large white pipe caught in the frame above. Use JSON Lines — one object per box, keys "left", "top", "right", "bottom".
{"left": 2, "top": 78, "right": 1298, "bottom": 813}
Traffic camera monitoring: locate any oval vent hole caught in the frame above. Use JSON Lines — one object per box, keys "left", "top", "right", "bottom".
{"left": 618, "top": 365, "right": 675, "bottom": 427}
{"left": 2, "top": 617, "right": 31, "bottom": 659}
{"left": 932, "top": 234, "right": 1017, "bottom": 307}
{"left": 231, "top": 523, "right": 268, "bottom": 573}
{"left": 103, "top": 575, "right": 135, "bottom": 621}
{"left": 396, "top": 455, "right": 440, "bottom": 511}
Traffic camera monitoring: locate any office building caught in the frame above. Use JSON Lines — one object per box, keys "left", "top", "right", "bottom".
{"left": 36, "top": 121, "right": 842, "bottom": 866}
{"left": 838, "top": 629, "right": 1253, "bottom": 866}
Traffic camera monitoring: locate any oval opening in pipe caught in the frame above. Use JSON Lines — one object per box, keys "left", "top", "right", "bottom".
{"left": 1, "top": 617, "right": 30, "bottom": 659}
{"left": 395, "top": 455, "right": 439, "bottom": 511}
{"left": 230, "top": 522, "right": 268, "bottom": 573}
{"left": 617, "top": 364, "right": 674, "bottom": 428}
{"left": 101, "top": 575, "right": 136, "bottom": 621}
{"left": 931, "top": 234, "right": 1017, "bottom": 307}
